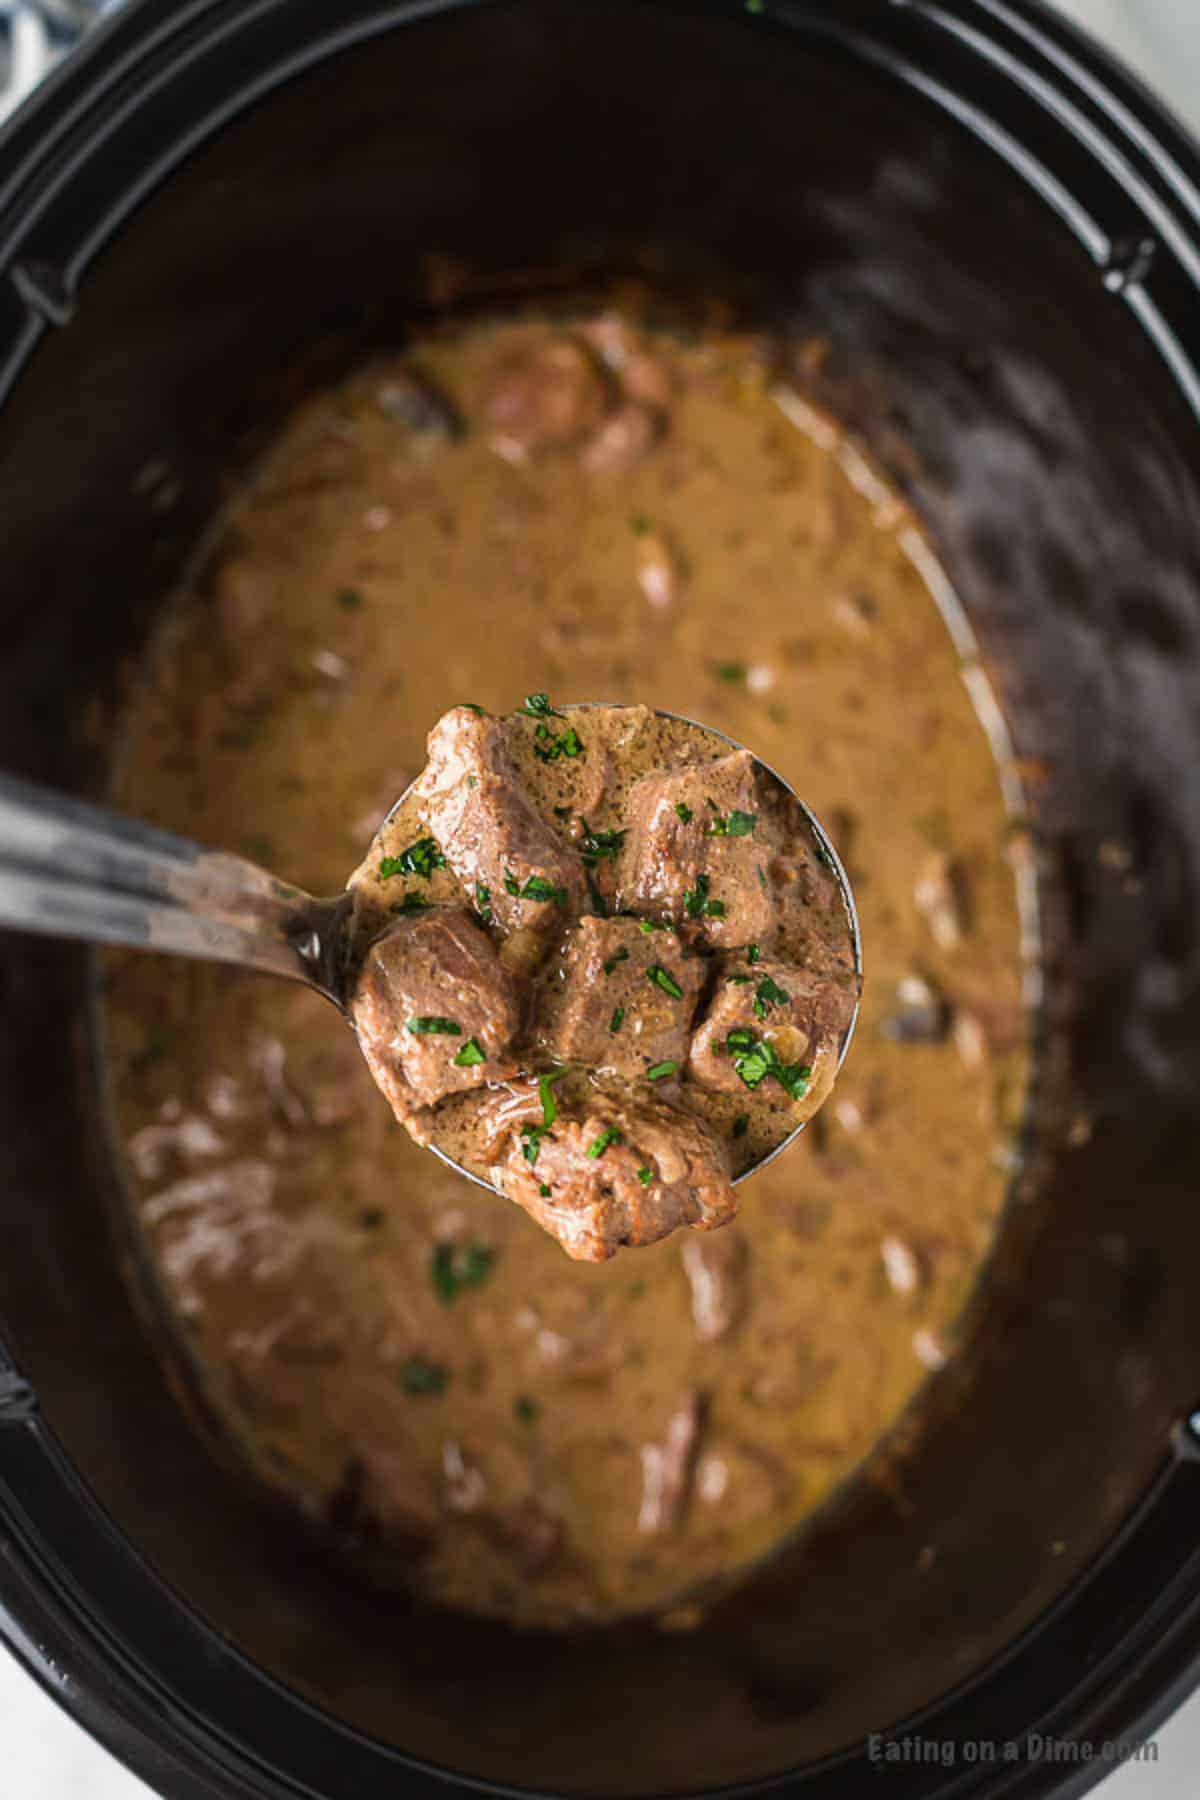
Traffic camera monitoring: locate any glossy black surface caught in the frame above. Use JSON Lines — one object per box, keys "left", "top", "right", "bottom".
{"left": 2, "top": 1, "right": 1200, "bottom": 1795}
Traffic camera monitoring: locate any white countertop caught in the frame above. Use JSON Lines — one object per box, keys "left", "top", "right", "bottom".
{"left": 1, "top": 2, "right": 1198, "bottom": 1795}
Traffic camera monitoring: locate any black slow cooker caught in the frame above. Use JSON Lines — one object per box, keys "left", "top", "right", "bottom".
{"left": 3, "top": 2, "right": 1200, "bottom": 1795}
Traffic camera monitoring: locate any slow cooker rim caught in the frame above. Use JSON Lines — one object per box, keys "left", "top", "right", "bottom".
{"left": 3, "top": 2, "right": 1200, "bottom": 1797}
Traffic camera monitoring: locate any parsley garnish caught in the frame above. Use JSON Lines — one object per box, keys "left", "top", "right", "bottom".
{"left": 638, "top": 917, "right": 676, "bottom": 935}
{"left": 732, "top": 1113, "right": 750, "bottom": 1139}
{"left": 407, "top": 1016, "right": 461, "bottom": 1036}
{"left": 727, "top": 973, "right": 752, "bottom": 985}
{"left": 646, "top": 1059, "right": 679, "bottom": 1081}
{"left": 725, "top": 1029, "right": 810, "bottom": 1100}
{"left": 379, "top": 837, "right": 446, "bottom": 880}
{"left": 515, "top": 1394, "right": 541, "bottom": 1423}
{"left": 505, "top": 871, "right": 566, "bottom": 906}
{"left": 539, "top": 1183, "right": 551, "bottom": 1197}
{"left": 431, "top": 1241, "right": 494, "bottom": 1303}
{"left": 603, "top": 947, "right": 630, "bottom": 976}
{"left": 747, "top": 943, "right": 762, "bottom": 965}
{"left": 580, "top": 824, "right": 627, "bottom": 865}
{"left": 336, "top": 586, "right": 363, "bottom": 610}
{"left": 674, "top": 802, "right": 694, "bottom": 823}
{"left": 631, "top": 513, "right": 653, "bottom": 536}
{"left": 609, "top": 1006, "right": 625, "bottom": 1035}
{"left": 715, "top": 661, "right": 747, "bottom": 684}
{"left": 458, "top": 702, "right": 488, "bottom": 715}
{"left": 647, "top": 964, "right": 684, "bottom": 999}
{"left": 706, "top": 809, "right": 757, "bottom": 838}
{"left": 521, "top": 692, "right": 561, "bottom": 718}
{"left": 475, "top": 883, "right": 492, "bottom": 922}
{"left": 754, "top": 975, "right": 790, "bottom": 1020}
{"left": 521, "top": 1122, "right": 549, "bottom": 1166}
{"left": 636, "top": 1166, "right": 654, "bottom": 1186}
{"left": 586, "top": 1126, "right": 622, "bottom": 1159}
{"left": 534, "top": 725, "right": 584, "bottom": 763}
{"left": 683, "top": 872, "right": 726, "bottom": 919}
{"left": 538, "top": 1068, "right": 567, "bottom": 1127}
{"left": 400, "top": 1358, "right": 448, "bottom": 1396}
{"left": 454, "top": 1036, "right": 487, "bottom": 1067}
{"left": 390, "top": 893, "right": 430, "bottom": 915}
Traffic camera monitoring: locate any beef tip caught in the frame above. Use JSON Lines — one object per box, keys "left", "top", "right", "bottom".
{"left": 616, "top": 748, "right": 779, "bottom": 949}
{"left": 545, "top": 915, "right": 705, "bottom": 1080}
{"left": 351, "top": 906, "right": 519, "bottom": 1122}
{"left": 638, "top": 1393, "right": 703, "bottom": 1534}
{"left": 688, "top": 955, "right": 859, "bottom": 1095}
{"left": 489, "top": 1089, "right": 736, "bottom": 1262}
{"left": 680, "top": 1229, "right": 749, "bottom": 1343}
{"left": 484, "top": 336, "right": 609, "bottom": 463}
{"left": 417, "top": 707, "right": 585, "bottom": 938}
{"left": 580, "top": 402, "right": 659, "bottom": 473}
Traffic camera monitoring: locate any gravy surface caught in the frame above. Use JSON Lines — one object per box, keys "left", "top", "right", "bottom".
{"left": 103, "top": 313, "right": 1030, "bottom": 1626}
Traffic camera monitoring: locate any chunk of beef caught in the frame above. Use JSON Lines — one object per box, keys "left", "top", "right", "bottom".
{"left": 688, "top": 955, "right": 859, "bottom": 1095}
{"left": 351, "top": 907, "right": 519, "bottom": 1123}
{"left": 545, "top": 915, "right": 705, "bottom": 1080}
{"left": 489, "top": 1088, "right": 736, "bottom": 1261}
{"left": 483, "top": 336, "right": 609, "bottom": 463}
{"left": 638, "top": 1393, "right": 703, "bottom": 1535}
{"left": 680, "top": 1230, "right": 749, "bottom": 1343}
{"left": 616, "top": 748, "right": 778, "bottom": 949}
{"left": 417, "top": 707, "right": 585, "bottom": 937}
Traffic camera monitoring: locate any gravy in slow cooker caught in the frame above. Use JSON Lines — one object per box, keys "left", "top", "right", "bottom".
{"left": 103, "top": 310, "right": 1031, "bottom": 1626}
{"left": 347, "top": 699, "right": 859, "bottom": 1259}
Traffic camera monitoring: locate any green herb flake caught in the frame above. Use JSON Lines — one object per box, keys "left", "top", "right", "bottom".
{"left": 745, "top": 0, "right": 764, "bottom": 14}
{"left": 407, "top": 1016, "right": 462, "bottom": 1036}
{"left": 534, "top": 725, "right": 585, "bottom": 764}
{"left": 514, "top": 1394, "right": 541, "bottom": 1424}
{"left": 538, "top": 1068, "right": 567, "bottom": 1128}
{"left": 504, "top": 871, "right": 520, "bottom": 895}
{"left": 431, "top": 1240, "right": 494, "bottom": 1304}
{"left": 454, "top": 1036, "right": 487, "bottom": 1068}
{"left": 475, "top": 883, "right": 493, "bottom": 921}
{"left": 609, "top": 1006, "right": 626, "bottom": 1035}
{"left": 458, "top": 702, "right": 488, "bottom": 715}
{"left": 638, "top": 917, "right": 676, "bottom": 935}
{"left": 647, "top": 964, "right": 684, "bottom": 1000}
{"left": 580, "top": 824, "right": 627, "bottom": 865}
{"left": 539, "top": 1183, "right": 551, "bottom": 1198}
{"left": 522, "top": 874, "right": 567, "bottom": 905}
{"left": 674, "top": 802, "right": 694, "bottom": 823}
{"left": 753, "top": 975, "right": 790, "bottom": 1020}
{"left": 521, "top": 692, "right": 561, "bottom": 718}
{"left": 727, "top": 810, "right": 757, "bottom": 837}
{"left": 336, "top": 586, "right": 363, "bottom": 611}
{"left": 391, "top": 893, "right": 431, "bottom": 916}
{"left": 636, "top": 1167, "right": 654, "bottom": 1187}
{"left": 747, "top": 943, "right": 762, "bottom": 965}
{"left": 732, "top": 1113, "right": 750, "bottom": 1139}
{"left": 603, "top": 947, "right": 631, "bottom": 976}
{"left": 725, "top": 1028, "right": 811, "bottom": 1101}
{"left": 646, "top": 1059, "right": 680, "bottom": 1081}
{"left": 631, "top": 514, "right": 653, "bottom": 536}
{"left": 715, "top": 661, "right": 747, "bottom": 684}
{"left": 379, "top": 836, "right": 446, "bottom": 881}
{"left": 400, "top": 1357, "right": 448, "bottom": 1396}
{"left": 521, "top": 1122, "right": 549, "bottom": 1167}
{"left": 586, "top": 1126, "right": 623, "bottom": 1159}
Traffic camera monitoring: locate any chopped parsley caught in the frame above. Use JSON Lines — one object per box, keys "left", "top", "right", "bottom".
{"left": 725, "top": 1028, "right": 811, "bottom": 1100}
{"left": 453, "top": 1036, "right": 487, "bottom": 1067}
{"left": 638, "top": 917, "right": 676, "bottom": 935}
{"left": 646, "top": 1059, "right": 679, "bottom": 1081}
{"left": 520, "top": 692, "right": 561, "bottom": 718}
{"left": 747, "top": 943, "right": 762, "bottom": 965}
{"left": 521, "top": 1122, "right": 549, "bottom": 1166}
{"left": 336, "top": 586, "right": 363, "bottom": 610}
{"left": 715, "top": 661, "right": 747, "bottom": 684}
{"left": 754, "top": 975, "right": 790, "bottom": 1020}
{"left": 400, "top": 1357, "right": 448, "bottom": 1396}
{"left": 514, "top": 1394, "right": 541, "bottom": 1424}
{"left": 407, "top": 1016, "right": 461, "bottom": 1036}
{"left": 727, "top": 973, "right": 752, "bottom": 986}
{"left": 706, "top": 809, "right": 757, "bottom": 838}
{"left": 505, "top": 871, "right": 567, "bottom": 906}
{"left": 683, "top": 872, "right": 726, "bottom": 919}
{"left": 580, "top": 824, "right": 627, "bottom": 864}
{"left": 609, "top": 1006, "right": 625, "bottom": 1035}
{"left": 603, "top": 946, "right": 630, "bottom": 976}
{"left": 636, "top": 1166, "right": 654, "bottom": 1186}
{"left": 431, "top": 1241, "right": 494, "bottom": 1304}
{"left": 538, "top": 1068, "right": 567, "bottom": 1127}
{"left": 631, "top": 513, "right": 653, "bottom": 535}
{"left": 539, "top": 1183, "right": 551, "bottom": 1198}
{"left": 533, "top": 724, "right": 585, "bottom": 763}
{"left": 379, "top": 836, "right": 446, "bottom": 880}
{"left": 475, "top": 883, "right": 492, "bottom": 922}
{"left": 586, "top": 1126, "right": 623, "bottom": 1159}
{"left": 647, "top": 964, "right": 684, "bottom": 999}
{"left": 390, "top": 893, "right": 430, "bottom": 916}
{"left": 732, "top": 1113, "right": 750, "bottom": 1139}
{"left": 674, "top": 802, "right": 694, "bottom": 823}
{"left": 458, "top": 701, "right": 488, "bottom": 715}
{"left": 584, "top": 866, "right": 608, "bottom": 917}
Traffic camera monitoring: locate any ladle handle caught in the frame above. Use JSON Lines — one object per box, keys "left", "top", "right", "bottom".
{"left": 0, "top": 772, "right": 346, "bottom": 995}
